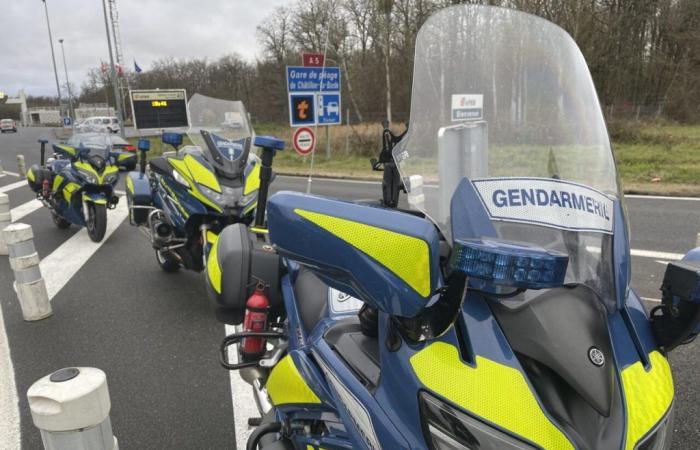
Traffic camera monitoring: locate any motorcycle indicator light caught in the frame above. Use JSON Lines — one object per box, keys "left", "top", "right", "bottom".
{"left": 450, "top": 238, "right": 568, "bottom": 289}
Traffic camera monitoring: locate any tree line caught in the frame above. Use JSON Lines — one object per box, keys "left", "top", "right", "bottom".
{"left": 34, "top": 0, "right": 700, "bottom": 123}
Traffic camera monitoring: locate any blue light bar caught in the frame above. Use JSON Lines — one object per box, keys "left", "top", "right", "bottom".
{"left": 162, "top": 132, "right": 183, "bottom": 147}
{"left": 450, "top": 238, "right": 569, "bottom": 289}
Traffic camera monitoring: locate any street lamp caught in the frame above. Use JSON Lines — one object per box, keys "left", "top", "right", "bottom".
{"left": 101, "top": 0, "right": 125, "bottom": 137}
{"left": 40, "top": 0, "right": 64, "bottom": 116}
{"left": 58, "top": 39, "right": 75, "bottom": 120}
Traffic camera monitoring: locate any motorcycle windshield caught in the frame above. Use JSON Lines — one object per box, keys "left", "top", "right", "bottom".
{"left": 394, "top": 5, "right": 621, "bottom": 308}
{"left": 187, "top": 93, "right": 253, "bottom": 177}
{"left": 67, "top": 132, "right": 111, "bottom": 159}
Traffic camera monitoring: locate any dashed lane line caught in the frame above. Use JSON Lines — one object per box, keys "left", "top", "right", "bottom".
{"left": 10, "top": 199, "right": 42, "bottom": 222}
{"left": 40, "top": 199, "right": 128, "bottom": 300}
{"left": 0, "top": 181, "right": 27, "bottom": 194}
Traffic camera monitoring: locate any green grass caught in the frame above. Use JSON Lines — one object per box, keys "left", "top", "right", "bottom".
{"left": 129, "top": 121, "right": 700, "bottom": 195}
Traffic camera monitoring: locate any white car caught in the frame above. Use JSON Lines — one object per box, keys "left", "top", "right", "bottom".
{"left": 75, "top": 116, "right": 120, "bottom": 134}
{"left": 0, "top": 119, "right": 17, "bottom": 133}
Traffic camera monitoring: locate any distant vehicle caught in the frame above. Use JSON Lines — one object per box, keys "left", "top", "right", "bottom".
{"left": 75, "top": 116, "right": 120, "bottom": 134}
{"left": 0, "top": 119, "right": 17, "bottom": 133}
{"left": 65, "top": 132, "right": 137, "bottom": 171}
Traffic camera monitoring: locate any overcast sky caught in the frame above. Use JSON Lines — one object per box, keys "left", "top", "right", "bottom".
{"left": 1, "top": 0, "right": 286, "bottom": 97}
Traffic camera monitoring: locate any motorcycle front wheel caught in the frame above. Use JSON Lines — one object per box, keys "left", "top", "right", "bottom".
{"left": 86, "top": 203, "right": 107, "bottom": 242}
{"left": 155, "top": 249, "right": 180, "bottom": 273}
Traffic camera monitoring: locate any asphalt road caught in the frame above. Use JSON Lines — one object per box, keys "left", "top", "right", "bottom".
{"left": 0, "top": 127, "right": 698, "bottom": 449}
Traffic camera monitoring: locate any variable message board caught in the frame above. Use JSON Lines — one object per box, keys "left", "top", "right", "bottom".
{"left": 130, "top": 89, "right": 189, "bottom": 130}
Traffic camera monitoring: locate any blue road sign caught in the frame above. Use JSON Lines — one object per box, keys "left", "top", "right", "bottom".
{"left": 317, "top": 93, "right": 341, "bottom": 125}
{"left": 286, "top": 67, "right": 340, "bottom": 92}
{"left": 63, "top": 116, "right": 72, "bottom": 127}
{"left": 287, "top": 66, "right": 341, "bottom": 127}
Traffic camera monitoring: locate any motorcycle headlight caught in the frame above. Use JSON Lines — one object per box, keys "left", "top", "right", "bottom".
{"left": 419, "top": 391, "right": 537, "bottom": 450}
{"left": 199, "top": 184, "right": 240, "bottom": 208}
{"left": 172, "top": 170, "right": 190, "bottom": 188}
{"left": 77, "top": 168, "right": 98, "bottom": 184}
{"left": 104, "top": 172, "right": 119, "bottom": 185}
{"left": 238, "top": 190, "right": 257, "bottom": 206}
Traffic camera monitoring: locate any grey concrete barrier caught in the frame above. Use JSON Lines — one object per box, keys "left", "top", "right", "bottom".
{"left": 17, "top": 155, "right": 26, "bottom": 179}
{"left": 0, "top": 193, "right": 9, "bottom": 255}
{"left": 27, "top": 367, "right": 119, "bottom": 450}
{"left": 3, "top": 223, "right": 51, "bottom": 321}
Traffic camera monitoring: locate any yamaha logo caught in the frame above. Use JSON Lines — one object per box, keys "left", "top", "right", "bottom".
{"left": 589, "top": 347, "right": 605, "bottom": 367}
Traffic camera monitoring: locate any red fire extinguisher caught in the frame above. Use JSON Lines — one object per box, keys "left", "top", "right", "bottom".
{"left": 241, "top": 282, "right": 270, "bottom": 358}
{"left": 42, "top": 178, "right": 50, "bottom": 199}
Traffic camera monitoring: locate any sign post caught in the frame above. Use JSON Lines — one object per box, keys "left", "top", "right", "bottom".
{"left": 293, "top": 127, "right": 316, "bottom": 156}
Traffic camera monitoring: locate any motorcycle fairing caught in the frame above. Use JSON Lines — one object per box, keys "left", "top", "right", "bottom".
{"left": 266, "top": 353, "right": 322, "bottom": 406}
{"left": 167, "top": 154, "right": 223, "bottom": 213}
{"left": 52, "top": 143, "right": 77, "bottom": 158}
{"left": 267, "top": 191, "right": 442, "bottom": 318}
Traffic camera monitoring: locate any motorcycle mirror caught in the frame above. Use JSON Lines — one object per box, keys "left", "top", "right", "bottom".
{"left": 382, "top": 119, "right": 389, "bottom": 129}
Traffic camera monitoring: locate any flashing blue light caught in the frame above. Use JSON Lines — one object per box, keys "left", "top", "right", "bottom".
{"left": 137, "top": 139, "right": 150, "bottom": 152}
{"left": 162, "top": 132, "right": 183, "bottom": 147}
{"left": 450, "top": 238, "right": 568, "bottom": 289}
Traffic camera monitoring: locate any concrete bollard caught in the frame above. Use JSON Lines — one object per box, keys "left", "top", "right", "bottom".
{"left": 3, "top": 223, "right": 51, "bottom": 321}
{"left": 696, "top": 232, "right": 700, "bottom": 248}
{"left": 17, "top": 154, "right": 26, "bottom": 179}
{"left": 0, "top": 193, "right": 9, "bottom": 255}
{"left": 28, "top": 367, "right": 119, "bottom": 450}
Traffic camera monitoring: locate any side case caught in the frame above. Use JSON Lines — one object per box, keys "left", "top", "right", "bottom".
{"left": 125, "top": 172, "right": 152, "bottom": 225}
{"left": 206, "top": 224, "right": 282, "bottom": 324}
{"left": 267, "top": 191, "right": 442, "bottom": 318}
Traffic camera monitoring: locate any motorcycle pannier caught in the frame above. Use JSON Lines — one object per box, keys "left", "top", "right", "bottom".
{"left": 125, "top": 172, "right": 152, "bottom": 225}
{"left": 27, "top": 165, "right": 52, "bottom": 193}
{"left": 206, "top": 223, "right": 282, "bottom": 324}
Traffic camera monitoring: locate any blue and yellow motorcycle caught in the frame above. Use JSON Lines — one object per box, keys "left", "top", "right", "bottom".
{"left": 209, "top": 5, "right": 700, "bottom": 450}
{"left": 28, "top": 134, "right": 120, "bottom": 242}
{"left": 126, "top": 94, "right": 264, "bottom": 272}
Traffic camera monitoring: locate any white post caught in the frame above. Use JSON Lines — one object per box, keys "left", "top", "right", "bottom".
{"left": 0, "top": 159, "right": 5, "bottom": 174}
{"left": 345, "top": 108, "right": 350, "bottom": 155}
{"left": 28, "top": 367, "right": 119, "bottom": 450}
{"left": 0, "top": 193, "right": 9, "bottom": 255}
{"left": 696, "top": 232, "right": 700, "bottom": 248}
{"left": 3, "top": 223, "right": 52, "bottom": 321}
{"left": 17, "top": 155, "right": 26, "bottom": 179}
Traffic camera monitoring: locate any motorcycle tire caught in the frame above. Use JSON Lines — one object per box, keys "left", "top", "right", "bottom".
{"left": 156, "top": 250, "right": 180, "bottom": 273}
{"left": 51, "top": 212, "right": 71, "bottom": 229}
{"left": 86, "top": 203, "right": 107, "bottom": 242}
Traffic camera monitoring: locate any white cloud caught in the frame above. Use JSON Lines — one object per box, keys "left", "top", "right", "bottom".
{"left": 0, "top": 0, "right": 287, "bottom": 97}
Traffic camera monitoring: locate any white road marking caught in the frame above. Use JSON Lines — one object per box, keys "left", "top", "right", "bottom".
{"left": 626, "top": 194, "right": 700, "bottom": 201}
{"left": 40, "top": 200, "right": 128, "bottom": 300}
{"left": 11, "top": 199, "right": 42, "bottom": 222}
{"left": 2, "top": 171, "right": 20, "bottom": 178}
{"left": 0, "top": 299, "right": 20, "bottom": 450}
{"left": 0, "top": 181, "right": 27, "bottom": 194}
{"left": 641, "top": 297, "right": 662, "bottom": 303}
{"left": 631, "top": 249, "right": 683, "bottom": 260}
{"left": 224, "top": 324, "right": 258, "bottom": 450}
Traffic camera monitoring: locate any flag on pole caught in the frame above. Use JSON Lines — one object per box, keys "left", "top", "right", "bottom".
{"left": 134, "top": 61, "right": 142, "bottom": 73}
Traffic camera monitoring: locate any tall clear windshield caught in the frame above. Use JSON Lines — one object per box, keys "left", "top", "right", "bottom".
{"left": 187, "top": 93, "right": 253, "bottom": 164}
{"left": 394, "top": 5, "right": 621, "bottom": 307}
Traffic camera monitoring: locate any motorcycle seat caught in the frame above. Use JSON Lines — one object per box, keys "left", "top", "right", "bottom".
{"left": 149, "top": 157, "right": 172, "bottom": 177}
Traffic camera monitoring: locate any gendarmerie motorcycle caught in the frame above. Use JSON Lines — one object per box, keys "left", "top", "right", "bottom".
{"left": 208, "top": 5, "right": 699, "bottom": 449}
{"left": 27, "top": 133, "right": 120, "bottom": 242}
{"left": 125, "top": 93, "right": 265, "bottom": 273}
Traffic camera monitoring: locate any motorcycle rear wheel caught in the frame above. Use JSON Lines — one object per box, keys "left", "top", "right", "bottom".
{"left": 156, "top": 249, "right": 181, "bottom": 273}
{"left": 86, "top": 203, "right": 107, "bottom": 242}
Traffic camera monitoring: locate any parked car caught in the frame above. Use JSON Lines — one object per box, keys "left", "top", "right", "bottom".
{"left": 75, "top": 116, "right": 120, "bottom": 134}
{"left": 0, "top": 119, "right": 18, "bottom": 133}
{"left": 65, "top": 132, "right": 137, "bottom": 171}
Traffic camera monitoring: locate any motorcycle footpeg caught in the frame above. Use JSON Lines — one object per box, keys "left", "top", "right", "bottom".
{"left": 219, "top": 331, "right": 287, "bottom": 371}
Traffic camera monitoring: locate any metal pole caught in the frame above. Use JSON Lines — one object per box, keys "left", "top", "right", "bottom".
{"left": 325, "top": 126, "right": 330, "bottom": 159}
{"left": 58, "top": 39, "right": 75, "bottom": 121}
{"left": 345, "top": 107, "right": 350, "bottom": 155}
{"left": 101, "top": 0, "right": 125, "bottom": 138}
{"left": 41, "top": 0, "right": 63, "bottom": 116}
